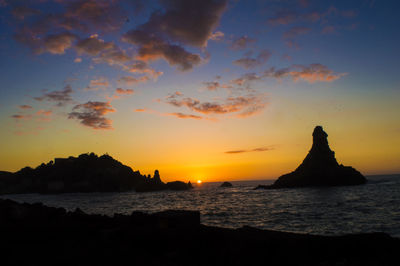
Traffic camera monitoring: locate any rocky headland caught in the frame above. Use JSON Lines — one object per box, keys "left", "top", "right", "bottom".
{"left": 0, "top": 198, "right": 398, "bottom": 266}
{"left": 257, "top": 126, "right": 367, "bottom": 190}
{"left": 0, "top": 153, "right": 192, "bottom": 194}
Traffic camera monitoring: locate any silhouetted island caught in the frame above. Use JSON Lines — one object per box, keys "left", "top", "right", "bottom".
{"left": 220, "top": 181, "right": 233, "bottom": 187}
{"left": 0, "top": 153, "right": 192, "bottom": 194}
{"left": 0, "top": 198, "right": 398, "bottom": 266}
{"left": 256, "top": 126, "right": 367, "bottom": 190}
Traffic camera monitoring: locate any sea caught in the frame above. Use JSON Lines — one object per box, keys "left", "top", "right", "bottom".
{"left": 1, "top": 174, "right": 399, "bottom": 237}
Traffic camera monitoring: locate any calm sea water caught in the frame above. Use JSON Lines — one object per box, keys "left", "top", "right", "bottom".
{"left": 1, "top": 175, "right": 399, "bottom": 237}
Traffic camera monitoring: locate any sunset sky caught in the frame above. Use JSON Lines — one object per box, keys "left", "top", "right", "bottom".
{"left": 0, "top": 0, "right": 399, "bottom": 182}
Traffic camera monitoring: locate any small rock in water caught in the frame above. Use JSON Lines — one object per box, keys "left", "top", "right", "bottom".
{"left": 220, "top": 182, "right": 233, "bottom": 188}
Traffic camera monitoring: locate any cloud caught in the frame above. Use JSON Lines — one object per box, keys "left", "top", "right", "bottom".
{"left": 11, "top": 108, "right": 53, "bottom": 124}
{"left": 36, "top": 110, "right": 52, "bottom": 116}
{"left": 122, "top": 61, "right": 163, "bottom": 79}
{"left": 61, "top": 0, "right": 126, "bottom": 32}
{"left": 264, "top": 64, "right": 347, "bottom": 83}
{"left": 138, "top": 0, "right": 227, "bottom": 47}
{"left": 11, "top": 6, "right": 40, "bottom": 20}
{"left": 209, "top": 31, "right": 224, "bottom": 41}
{"left": 229, "top": 64, "right": 345, "bottom": 86}
{"left": 122, "top": 30, "right": 202, "bottom": 71}
{"left": 266, "top": 8, "right": 325, "bottom": 26}
{"left": 283, "top": 27, "right": 311, "bottom": 39}
{"left": 92, "top": 46, "right": 131, "bottom": 66}
{"left": 75, "top": 34, "right": 114, "bottom": 56}
{"left": 203, "top": 81, "right": 220, "bottom": 91}
{"left": 12, "top": 0, "right": 126, "bottom": 57}
{"left": 163, "top": 93, "right": 267, "bottom": 117}
{"left": 233, "top": 50, "right": 271, "bottom": 69}
{"left": 283, "top": 27, "right": 310, "bottom": 48}
{"left": 16, "top": 31, "right": 78, "bottom": 55}
{"left": 134, "top": 108, "right": 204, "bottom": 120}
{"left": 11, "top": 114, "right": 31, "bottom": 120}
{"left": 34, "top": 85, "right": 74, "bottom": 106}
{"left": 122, "top": 0, "right": 227, "bottom": 71}
{"left": 118, "top": 75, "right": 149, "bottom": 85}
{"left": 230, "top": 35, "right": 256, "bottom": 50}
{"left": 267, "top": 5, "right": 358, "bottom": 32}
{"left": 36, "top": 110, "right": 52, "bottom": 122}
{"left": 19, "top": 105, "right": 33, "bottom": 110}
{"left": 168, "top": 112, "right": 203, "bottom": 120}
{"left": 74, "top": 57, "right": 82, "bottom": 63}
{"left": 11, "top": 0, "right": 226, "bottom": 72}
{"left": 85, "top": 77, "right": 109, "bottom": 90}
{"left": 267, "top": 10, "right": 298, "bottom": 25}
{"left": 321, "top": 25, "right": 336, "bottom": 34}
{"left": 231, "top": 73, "right": 263, "bottom": 86}
{"left": 202, "top": 80, "right": 233, "bottom": 91}
{"left": 116, "top": 88, "right": 134, "bottom": 95}
{"left": 68, "top": 101, "right": 115, "bottom": 129}
{"left": 43, "top": 32, "right": 77, "bottom": 54}
{"left": 225, "top": 146, "right": 273, "bottom": 154}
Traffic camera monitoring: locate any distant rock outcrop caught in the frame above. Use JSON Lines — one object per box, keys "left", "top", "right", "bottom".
{"left": 256, "top": 126, "right": 367, "bottom": 189}
{"left": 0, "top": 153, "right": 192, "bottom": 194}
{"left": 220, "top": 181, "right": 233, "bottom": 188}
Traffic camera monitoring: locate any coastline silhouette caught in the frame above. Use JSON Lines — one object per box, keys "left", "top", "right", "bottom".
{"left": 0, "top": 153, "right": 192, "bottom": 194}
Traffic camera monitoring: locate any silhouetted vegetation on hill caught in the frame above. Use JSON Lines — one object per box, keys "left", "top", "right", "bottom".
{"left": 0, "top": 153, "right": 192, "bottom": 194}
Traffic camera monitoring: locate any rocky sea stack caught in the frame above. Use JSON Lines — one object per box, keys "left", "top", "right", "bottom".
{"left": 257, "top": 126, "right": 366, "bottom": 189}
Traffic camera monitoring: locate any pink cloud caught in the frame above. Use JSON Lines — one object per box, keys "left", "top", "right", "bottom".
{"left": 116, "top": 88, "right": 134, "bottom": 95}
{"left": 75, "top": 34, "right": 114, "bottom": 56}
{"left": 118, "top": 75, "right": 150, "bottom": 86}
{"left": 230, "top": 35, "right": 256, "bottom": 50}
{"left": 225, "top": 146, "right": 274, "bottom": 154}
{"left": 34, "top": 85, "right": 74, "bottom": 106}
{"left": 209, "top": 31, "right": 224, "bottom": 41}
{"left": 19, "top": 105, "right": 33, "bottom": 110}
{"left": 122, "top": 61, "right": 163, "bottom": 79}
{"left": 168, "top": 112, "right": 203, "bottom": 120}
{"left": 68, "top": 101, "right": 115, "bottom": 129}
{"left": 264, "top": 64, "right": 347, "bottom": 83}
{"left": 163, "top": 93, "right": 267, "bottom": 117}
{"left": 11, "top": 114, "right": 31, "bottom": 120}
{"left": 233, "top": 50, "right": 271, "bottom": 69}
{"left": 85, "top": 77, "right": 109, "bottom": 90}
{"left": 36, "top": 110, "right": 52, "bottom": 116}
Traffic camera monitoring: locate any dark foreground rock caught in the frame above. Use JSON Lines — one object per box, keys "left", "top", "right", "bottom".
{"left": 0, "top": 198, "right": 398, "bottom": 266}
{"left": 257, "top": 126, "right": 367, "bottom": 190}
{"left": 220, "top": 181, "right": 233, "bottom": 187}
{"left": 0, "top": 153, "right": 192, "bottom": 194}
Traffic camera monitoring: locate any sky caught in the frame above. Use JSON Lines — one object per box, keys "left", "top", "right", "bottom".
{"left": 0, "top": 0, "right": 399, "bottom": 182}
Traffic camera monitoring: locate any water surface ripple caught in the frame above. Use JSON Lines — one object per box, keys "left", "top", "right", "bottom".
{"left": 2, "top": 175, "right": 399, "bottom": 237}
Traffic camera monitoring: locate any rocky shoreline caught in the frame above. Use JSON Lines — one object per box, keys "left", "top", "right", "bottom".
{"left": 1, "top": 198, "right": 398, "bottom": 266}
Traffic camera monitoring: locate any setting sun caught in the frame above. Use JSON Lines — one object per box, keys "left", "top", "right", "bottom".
{"left": 197, "top": 180, "right": 202, "bottom": 184}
